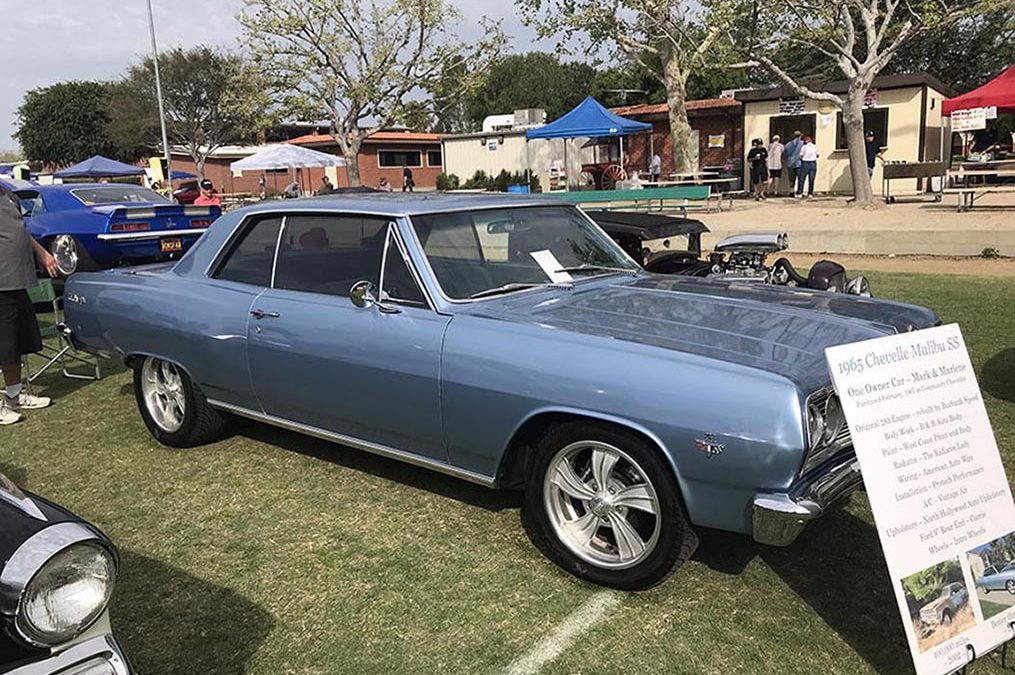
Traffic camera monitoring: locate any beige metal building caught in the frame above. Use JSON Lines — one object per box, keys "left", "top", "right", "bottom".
{"left": 735, "top": 73, "right": 952, "bottom": 195}
{"left": 442, "top": 130, "right": 596, "bottom": 191}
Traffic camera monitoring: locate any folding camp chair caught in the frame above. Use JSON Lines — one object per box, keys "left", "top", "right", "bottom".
{"left": 23, "top": 279, "right": 100, "bottom": 383}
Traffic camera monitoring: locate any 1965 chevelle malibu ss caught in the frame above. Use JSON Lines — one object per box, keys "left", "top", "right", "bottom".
{"left": 61, "top": 194, "right": 939, "bottom": 589}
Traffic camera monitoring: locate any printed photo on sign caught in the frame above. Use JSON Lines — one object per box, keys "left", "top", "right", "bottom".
{"left": 967, "top": 532, "right": 1015, "bottom": 620}
{"left": 901, "top": 558, "right": 976, "bottom": 653}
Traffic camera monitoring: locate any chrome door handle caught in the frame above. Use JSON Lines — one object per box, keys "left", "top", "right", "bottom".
{"left": 250, "top": 309, "right": 280, "bottom": 320}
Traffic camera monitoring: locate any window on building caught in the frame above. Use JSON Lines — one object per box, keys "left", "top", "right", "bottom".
{"left": 427, "top": 149, "right": 443, "bottom": 167}
{"left": 378, "top": 150, "right": 423, "bottom": 167}
{"left": 213, "top": 216, "right": 283, "bottom": 287}
{"left": 768, "top": 114, "right": 816, "bottom": 145}
{"left": 836, "top": 108, "right": 889, "bottom": 150}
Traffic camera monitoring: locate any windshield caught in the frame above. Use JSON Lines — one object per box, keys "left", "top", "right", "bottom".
{"left": 410, "top": 206, "right": 638, "bottom": 300}
{"left": 71, "top": 186, "right": 169, "bottom": 206}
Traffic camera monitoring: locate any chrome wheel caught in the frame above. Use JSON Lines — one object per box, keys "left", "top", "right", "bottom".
{"left": 49, "top": 235, "right": 79, "bottom": 275}
{"left": 543, "top": 440, "right": 661, "bottom": 570}
{"left": 1007, "top": 580, "right": 1015, "bottom": 595}
{"left": 140, "top": 358, "right": 186, "bottom": 433}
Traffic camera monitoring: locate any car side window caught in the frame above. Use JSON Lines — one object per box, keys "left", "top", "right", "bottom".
{"left": 273, "top": 214, "right": 387, "bottom": 298}
{"left": 213, "top": 216, "right": 283, "bottom": 287}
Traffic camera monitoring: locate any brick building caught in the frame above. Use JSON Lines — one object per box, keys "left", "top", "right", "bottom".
{"left": 167, "top": 130, "right": 444, "bottom": 195}
{"left": 611, "top": 98, "right": 743, "bottom": 179}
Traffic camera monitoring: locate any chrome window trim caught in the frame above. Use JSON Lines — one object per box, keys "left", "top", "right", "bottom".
{"left": 207, "top": 399, "right": 495, "bottom": 487}
{"left": 0, "top": 522, "right": 115, "bottom": 645}
{"left": 269, "top": 215, "right": 287, "bottom": 289}
{"left": 402, "top": 204, "right": 643, "bottom": 305}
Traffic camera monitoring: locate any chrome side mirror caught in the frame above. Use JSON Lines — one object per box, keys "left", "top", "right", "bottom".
{"left": 349, "top": 280, "right": 401, "bottom": 313}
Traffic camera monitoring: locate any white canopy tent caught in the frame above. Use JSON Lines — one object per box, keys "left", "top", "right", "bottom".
{"left": 230, "top": 144, "right": 347, "bottom": 195}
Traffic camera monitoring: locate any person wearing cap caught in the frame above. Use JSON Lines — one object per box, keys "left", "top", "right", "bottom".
{"left": 194, "top": 179, "right": 222, "bottom": 207}
{"left": 795, "top": 135, "right": 818, "bottom": 199}
{"left": 865, "top": 130, "right": 883, "bottom": 179}
{"left": 315, "top": 175, "right": 335, "bottom": 196}
{"left": 0, "top": 188, "right": 59, "bottom": 425}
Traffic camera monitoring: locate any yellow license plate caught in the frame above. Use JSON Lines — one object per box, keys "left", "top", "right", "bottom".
{"left": 160, "top": 238, "right": 183, "bottom": 253}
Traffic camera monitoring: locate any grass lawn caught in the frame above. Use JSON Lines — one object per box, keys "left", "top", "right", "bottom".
{"left": 980, "top": 600, "right": 1011, "bottom": 621}
{"left": 3, "top": 270, "right": 1015, "bottom": 674}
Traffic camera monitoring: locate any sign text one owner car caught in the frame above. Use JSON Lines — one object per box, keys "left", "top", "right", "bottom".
{"left": 827, "top": 324, "right": 1015, "bottom": 675}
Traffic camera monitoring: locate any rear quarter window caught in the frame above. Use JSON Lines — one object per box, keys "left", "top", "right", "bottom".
{"left": 213, "top": 216, "right": 284, "bottom": 287}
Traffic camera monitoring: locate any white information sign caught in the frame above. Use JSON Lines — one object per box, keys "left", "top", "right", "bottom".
{"left": 826, "top": 324, "right": 1015, "bottom": 675}
{"left": 952, "top": 108, "right": 988, "bottom": 132}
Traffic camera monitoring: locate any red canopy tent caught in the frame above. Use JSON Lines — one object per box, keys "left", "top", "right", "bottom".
{"left": 942, "top": 63, "right": 1015, "bottom": 115}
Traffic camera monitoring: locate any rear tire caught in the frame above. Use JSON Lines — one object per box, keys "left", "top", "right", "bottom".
{"left": 133, "top": 355, "right": 225, "bottom": 447}
{"left": 523, "top": 420, "right": 697, "bottom": 590}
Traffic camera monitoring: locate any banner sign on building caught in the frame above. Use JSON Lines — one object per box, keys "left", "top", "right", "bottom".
{"left": 951, "top": 108, "right": 988, "bottom": 132}
{"left": 778, "top": 97, "right": 805, "bottom": 115}
{"left": 707, "top": 134, "right": 725, "bottom": 148}
{"left": 826, "top": 324, "right": 1015, "bottom": 675}
{"left": 864, "top": 90, "right": 879, "bottom": 108}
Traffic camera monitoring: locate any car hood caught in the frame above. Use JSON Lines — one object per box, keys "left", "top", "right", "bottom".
{"left": 0, "top": 475, "right": 81, "bottom": 564}
{"left": 921, "top": 597, "right": 948, "bottom": 613}
{"left": 468, "top": 275, "right": 939, "bottom": 391}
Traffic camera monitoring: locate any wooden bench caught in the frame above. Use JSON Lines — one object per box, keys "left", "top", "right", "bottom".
{"left": 942, "top": 185, "right": 1015, "bottom": 212}
{"left": 549, "top": 185, "right": 717, "bottom": 216}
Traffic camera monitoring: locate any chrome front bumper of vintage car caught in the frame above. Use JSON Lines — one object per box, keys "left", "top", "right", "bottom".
{"left": 5, "top": 634, "right": 132, "bottom": 675}
{"left": 751, "top": 452, "right": 863, "bottom": 546}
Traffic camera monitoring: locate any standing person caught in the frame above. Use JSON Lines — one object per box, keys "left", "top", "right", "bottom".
{"left": 796, "top": 135, "right": 818, "bottom": 199}
{"left": 258, "top": 174, "right": 267, "bottom": 200}
{"left": 747, "top": 138, "right": 769, "bottom": 200}
{"left": 378, "top": 177, "right": 393, "bottom": 192}
{"left": 316, "top": 175, "right": 334, "bottom": 196}
{"left": 648, "top": 152, "right": 662, "bottom": 182}
{"left": 193, "top": 179, "right": 222, "bottom": 207}
{"left": 864, "top": 130, "right": 883, "bottom": 180}
{"left": 784, "top": 130, "right": 804, "bottom": 194}
{"left": 767, "top": 134, "right": 784, "bottom": 195}
{"left": 0, "top": 188, "right": 58, "bottom": 425}
{"left": 402, "top": 166, "right": 415, "bottom": 192}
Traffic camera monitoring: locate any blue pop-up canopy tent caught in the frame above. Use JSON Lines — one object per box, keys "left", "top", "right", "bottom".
{"left": 525, "top": 97, "right": 652, "bottom": 190}
{"left": 53, "top": 155, "right": 147, "bottom": 179}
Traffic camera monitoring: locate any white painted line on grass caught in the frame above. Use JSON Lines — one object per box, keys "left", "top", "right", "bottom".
{"left": 504, "top": 590, "right": 622, "bottom": 675}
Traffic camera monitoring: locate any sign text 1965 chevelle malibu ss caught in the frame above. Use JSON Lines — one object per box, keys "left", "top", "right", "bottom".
{"left": 60, "top": 194, "right": 939, "bottom": 589}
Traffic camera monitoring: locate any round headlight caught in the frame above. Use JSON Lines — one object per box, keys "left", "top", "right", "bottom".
{"left": 822, "top": 395, "right": 845, "bottom": 444}
{"left": 807, "top": 401, "right": 825, "bottom": 450}
{"left": 16, "top": 542, "right": 116, "bottom": 646}
{"left": 49, "top": 235, "right": 78, "bottom": 275}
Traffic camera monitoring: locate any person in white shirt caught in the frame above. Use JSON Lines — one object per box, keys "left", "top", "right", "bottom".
{"left": 766, "top": 135, "right": 784, "bottom": 194}
{"left": 648, "top": 153, "right": 662, "bottom": 182}
{"left": 796, "top": 136, "right": 819, "bottom": 198}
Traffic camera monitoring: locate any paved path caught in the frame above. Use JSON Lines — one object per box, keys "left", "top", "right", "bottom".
{"left": 977, "top": 587, "right": 1015, "bottom": 608}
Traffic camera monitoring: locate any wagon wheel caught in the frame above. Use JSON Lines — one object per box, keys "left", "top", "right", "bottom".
{"left": 601, "top": 165, "right": 627, "bottom": 190}
{"left": 578, "top": 170, "right": 597, "bottom": 191}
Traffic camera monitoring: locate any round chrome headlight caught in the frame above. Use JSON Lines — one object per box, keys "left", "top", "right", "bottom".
{"left": 49, "top": 235, "right": 79, "bottom": 275}
{"left": 16, "top": 542, "right": 116, "bottom": 646}
{"left": 807, "top": 400, "right": 826, "bottom": 450}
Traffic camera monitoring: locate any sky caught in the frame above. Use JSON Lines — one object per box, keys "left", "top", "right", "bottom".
{"left": 0, "top": 0, "right": 542, "bottom": 153}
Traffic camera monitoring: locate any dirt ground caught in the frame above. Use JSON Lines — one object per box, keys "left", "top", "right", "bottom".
{"left": 775, "top": 252, "right": 1015, "bottom": 277}
{"left": 912, "top": 603, "right": 978, "bottom": 653}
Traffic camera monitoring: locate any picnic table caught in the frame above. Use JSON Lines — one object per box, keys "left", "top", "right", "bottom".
{"left": 943, "top": 168, "right": 1015, "bottom": 212}
{"left": 549, "top": 185, "right": 727, "bottom": 214}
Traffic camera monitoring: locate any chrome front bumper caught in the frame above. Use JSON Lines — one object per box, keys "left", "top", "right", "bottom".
{"left": 751, "top": 453, "right": 863, "bottom": 546}
{"left": 5, "top": 634, "right": 132, "bottom": 674}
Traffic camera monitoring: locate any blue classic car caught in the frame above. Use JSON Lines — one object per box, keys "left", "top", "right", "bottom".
{"left": 1, "top": 473, "right": 131, "bottom": 674}
{"left": 61, "top": 194, "right": 939, "bottom": 589}
{"left": 976, "top": 562, "right": 1015, "bottom": 593}
{"left": 16, "top": 183, "right": 219, "bottom": 275}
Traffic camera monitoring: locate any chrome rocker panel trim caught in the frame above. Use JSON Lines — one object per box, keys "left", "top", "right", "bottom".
{"left": 96, "top": 228, "right": 206, "bottom": 241}
{"left": 751, "top": 452, "right": 862, "bottom": 547}
{"left": 4, "top": 633, "right": 131, "bottom": 675}
{"left": 207, "top": 399, "right": 497, "bottom": 488}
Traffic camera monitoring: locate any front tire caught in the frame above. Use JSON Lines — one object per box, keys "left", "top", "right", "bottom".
{"left": 523, "top": 421, "right": 697, "bottom": 590}
{"left": 133, "top": 356, "right": 225, "bottom": 447}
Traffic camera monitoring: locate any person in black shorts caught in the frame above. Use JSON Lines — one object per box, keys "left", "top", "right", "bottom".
{"left": 0, "top": 187, "right": 59, "bottom": 425}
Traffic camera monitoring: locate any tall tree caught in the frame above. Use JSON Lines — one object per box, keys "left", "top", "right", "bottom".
{"left": 118, "top": 46, "right": 271, "bottom": 179}
{"left": 240, "top": 0, "right": 505, "bottom": 186}
{"left": 734, "top": 0, "right": 1000, "bottom": 207}
{"left": 15, "top": 81, "right": 119, "bottom": 166}
{"left": 460, "top": 52, "right": 597, "bottom": 129}
{"left": 519, "top": 0, "right": 731, "bottom": 173}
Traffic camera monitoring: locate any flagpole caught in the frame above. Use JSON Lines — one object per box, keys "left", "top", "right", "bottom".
{"left": 146, "top": 0, "right": 173, "bottom": 190}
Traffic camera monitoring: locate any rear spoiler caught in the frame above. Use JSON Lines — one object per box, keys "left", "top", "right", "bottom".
{"left": 93, "top": 204, "right": 221, "bottom": 220}
{"left": 95, "top": 204, "right": 221, "bottom": 241}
